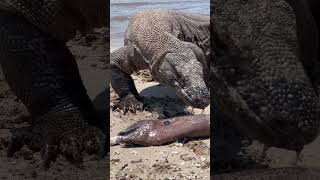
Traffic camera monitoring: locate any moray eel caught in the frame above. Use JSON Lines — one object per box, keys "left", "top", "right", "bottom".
{"left": 111, "top": 114, "right": 210, "bottom": 146}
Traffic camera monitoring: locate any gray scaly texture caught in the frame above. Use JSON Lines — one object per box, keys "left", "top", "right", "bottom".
{"left": 211, "top": 0, "right": 319, "bottom": 168}
{"left": 0, "top": 0, "right": 106, "bottom": 168}
{"left": 111, "top": 9, "right": 210, "bottom": 112}
{"left": 0, "top": 0, "right": 106, "bottom": 42}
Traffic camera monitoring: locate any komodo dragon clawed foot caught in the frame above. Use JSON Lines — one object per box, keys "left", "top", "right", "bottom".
{"left": 110, "top": 62, "right": 146, "bottom": 114}
{"left": 112, "top": 94, "right": 144, "bottom": 114}
{"left": 0, "top": 12, "right": 106, "bottom": 169}
{"left": 7, "top": 113, "right": 105, "bottom": 169}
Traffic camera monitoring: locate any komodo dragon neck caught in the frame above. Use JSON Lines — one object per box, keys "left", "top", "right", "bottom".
{"left": 174, "top": 11, "right": 210, "bottom": 53}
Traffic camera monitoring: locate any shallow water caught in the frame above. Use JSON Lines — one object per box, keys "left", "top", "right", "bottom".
{"left": 110, "top": 0, "right": 210, "bottom": 51}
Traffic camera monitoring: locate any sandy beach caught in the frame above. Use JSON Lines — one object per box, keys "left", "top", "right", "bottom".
{"left": 110, "top": 71, "right": 210, "bottom": 179}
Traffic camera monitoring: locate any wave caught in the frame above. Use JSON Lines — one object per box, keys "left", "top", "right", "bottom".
{"left": 111, "top": 1, "right": 197, "bottom": 7}
{"left": 111, "top": 16, "right": 130, "bottom": 22}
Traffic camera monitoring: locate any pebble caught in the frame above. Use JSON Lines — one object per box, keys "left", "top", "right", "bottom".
{"left": 180, "top": 154, "right": 195, "bottom": 161}
{"left": 145, "top": 113, "right": 152, "bottom": 117}
{"left": 171, "top": 151, "right": 179, "bottom": 155}
{"left": 130, "top": 151, "right": 138, "bottom": 156}
{"left": 194, "top": 163, "right": 201, "bottom": 168}
{"left": 162, "top": 154, "right": 168, "bottom": 158}
{"left": 173, "top": 143, "right": 183, "bottom": 147}
{"left": 200, "top": 157, "right": 206, "bottom": 162}
{"left": 131, "top": 159, "right": 143, "bottom": 164}
{"left": 111, "top": 158, "right": 120, "bottom": 163}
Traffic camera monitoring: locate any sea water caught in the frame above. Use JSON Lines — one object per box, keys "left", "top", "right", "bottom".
{"left": 110, "top": 0, "right": 210, "bottom": 51}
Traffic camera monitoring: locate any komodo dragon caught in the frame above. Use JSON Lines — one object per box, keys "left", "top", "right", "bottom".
{"left": 110, "top": 9, "right": 210, "bottom": 113}
{"left": 0, "top": 0, "right": 106, "bottom": 168}
{"left": 112, "top": 0, "right": 320, "bottom": 174}
{"left": 210, "top": 0, "right": 320, "bottom": 164}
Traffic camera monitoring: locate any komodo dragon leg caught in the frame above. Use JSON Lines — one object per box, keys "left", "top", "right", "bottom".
{"left": 0, "top": 12, "right": 105, "bottom": 168}
{"left": 110, "top": 46, "right": 144, "bottom": 114}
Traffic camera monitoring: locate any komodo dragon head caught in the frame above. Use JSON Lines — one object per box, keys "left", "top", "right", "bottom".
{"left": 211, "top": 0, "right": 320, "bottom": 153}
{"left": 154, "top": 50, "right": 210, "bottom": 109}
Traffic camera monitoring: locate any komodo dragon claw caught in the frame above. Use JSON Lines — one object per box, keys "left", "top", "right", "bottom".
{"left": 7, "top": 119, "right": 105, "bottom": 169}
{"left": 112, "top": 94, "right": 144, "bottom": 114}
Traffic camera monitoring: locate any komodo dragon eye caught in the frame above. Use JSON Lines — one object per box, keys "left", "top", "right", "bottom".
{"left": 170, "top": 63, "right": 181, "bottom": 79}
{"left": 169, "top": 63, "right": 187, "bottom": 87}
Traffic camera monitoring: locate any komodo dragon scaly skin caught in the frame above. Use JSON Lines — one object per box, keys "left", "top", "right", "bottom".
{"left": 111, "top": 9, "right": 210, "bottom": 113}
{"left": 211, "top": 0, "right": 320, "bottom": 164}
{"left": 0, "top": 0, "right": 106, "bottom": 168}
{"left": 0, "top": 0, "right": 106, "bottom": 42}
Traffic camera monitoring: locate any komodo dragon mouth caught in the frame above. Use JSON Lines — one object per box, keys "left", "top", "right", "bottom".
{"left": 151, "top": 51, "right": 210, "bottom": 109}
